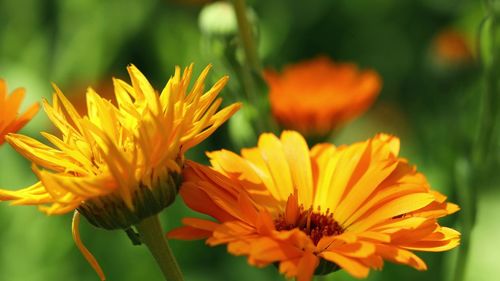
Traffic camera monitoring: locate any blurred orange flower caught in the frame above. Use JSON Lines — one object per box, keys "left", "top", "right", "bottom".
{"left": 433, "top": 29, "right": 473, "bottom": 66}
{"left": 263, "top": 57, "right": 381, "bottom": 136}
{"left": 0, "top": 80, "right": 39, "bottom": 145}
{"left": 169, "top": 131, "right": 459, "bottom": 281}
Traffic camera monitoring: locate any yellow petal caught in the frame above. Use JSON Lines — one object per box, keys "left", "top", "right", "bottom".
{"left": 348, "top": 193, "right": 435, "bottom": 231}
{"left": 320, "top": 251, "right": 370, "bottom": 278}
{"left": 281, "top": 131, "right": 314, "bottom": 207}
{"left": 72, "top": 211, "right": 106, "bottom": 280}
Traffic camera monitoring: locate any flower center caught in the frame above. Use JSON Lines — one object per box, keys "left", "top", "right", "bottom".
{"left": 274, "top": 205, "right": 344, "bottom": 245}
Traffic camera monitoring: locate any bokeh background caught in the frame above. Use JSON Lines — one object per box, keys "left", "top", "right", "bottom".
{"left": 0, "top": 0, "right": 498, "bottom": 280}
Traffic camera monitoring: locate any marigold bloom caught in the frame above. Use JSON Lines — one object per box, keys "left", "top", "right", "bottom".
{"left": 0, "top": 64, "right": 240, "bottom": 280}
{"left": 264, "top": 57, "right": 381, "bottom": 136}
{"left": 169, "top": 131, "right": 459, "bottom": 280}
{"left": 0, "top": 80, "right": 39, "bottom": 145}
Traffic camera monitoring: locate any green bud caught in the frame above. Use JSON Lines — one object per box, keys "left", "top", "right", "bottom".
{"left": 199, "top": 1, "right": 256, "bottom": 38}
{"left": 78, "top": 172, "right": 181, "bottom": 230}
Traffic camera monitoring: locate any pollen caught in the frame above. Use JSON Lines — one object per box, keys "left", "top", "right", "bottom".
{"left": 275, "top": 205, "right": 344, "bottom": 245}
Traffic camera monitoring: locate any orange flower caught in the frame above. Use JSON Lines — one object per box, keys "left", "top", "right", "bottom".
{"left": 168, "top": 131, "right": 459, "bottom": 280}
{"left": 0, "top": 80, "right": 39, "bottom": 145}
{"left": 433, "top": 29, "right": 473, "bottom": 66}
{"left": 263, "top": 57, "right": 381, "bottom": 136}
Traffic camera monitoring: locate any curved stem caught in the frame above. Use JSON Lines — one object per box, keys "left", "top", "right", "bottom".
{"left": 136, "top": 215, "right": 184, "bottom": 281}
{"left": 231, "top": 0, "right": 260, "bottom": 71}
{"left": 475, "top": 0, "right": 500, "bottom": 168}
{"left": 454, "top": 2, "right": 500, "bottom": 281}
{"left": 230, "top": 0, "right": 269, "bottom": 134}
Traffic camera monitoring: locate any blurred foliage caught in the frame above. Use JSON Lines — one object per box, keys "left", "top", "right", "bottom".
{"left": 1, "top": 0, "right": 498, "bottom": 280}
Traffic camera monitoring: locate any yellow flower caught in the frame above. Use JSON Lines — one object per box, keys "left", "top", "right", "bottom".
{"left": 264, "top": 57, "right": 381, "bottom": 137}
{"left": 0, "top": 80, "right": 39, "bottom": 145}
{"left": 169, "top": 131, "right": 459, "bottom": 281}
{"left": 0, "top": 64, "right": 240, "bottom": 280}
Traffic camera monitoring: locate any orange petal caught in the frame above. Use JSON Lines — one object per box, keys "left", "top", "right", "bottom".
{"left": 284, "top": 193, "right": 299, "bottom": 225}
{"left": 320, "top": 251, "right": 370, "bottom": 278}
{"left": 210, "top": 221, "right": 255, "bottom": 245}
{"left": 250, "top": 237, "right": 303, "bottom": 263}
{"left": 180, "top": 182, "right": 235, "bottom": 222}
{"left": 316, "top": 141, "right": 369, "bottom": 213}
{"left": 72, "top": 211, "right": 106, "bottom": 280}
{"left": 376, "top": 244, "right": 427, "bottom": 270}
{"left": 297, "top": 251, "right": 319, "bottom": 281}
{"left": 335, "top": 159, "right": 398, "bottom": 225}
{"left": 279, "top": 258, "right": 300, "bottom": 279}
{"left": 334, "top": 242, "right": 376, "bottom": 258}
{"left": 401, "top": 227, "right": 460, "bottom": 252}
{"left": 348, "top": 193, "right": 435, "bottom": 231}
{"left": 238, "top": 191, "right": 259, "bottom": 224}
{"left": 167, "top": 225, "right": 213, "bottom": 240}
{"left": 227, "top": 240, "right": 252, "bottom": 256}
{"left": 207, "top": 149, "right": 261, "bottom": 183}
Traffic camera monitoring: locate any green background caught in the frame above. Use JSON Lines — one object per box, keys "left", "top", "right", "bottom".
{"left": 0, "top": 0, "right": 497, "bottom": 280}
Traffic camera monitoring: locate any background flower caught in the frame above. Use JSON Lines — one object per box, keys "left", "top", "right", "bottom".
{"left": 0, "top": 80, "right": 39, "bottom": 145}
{"left": 264, "top": 57, "right": 381, "bottom": 137}
{"left": 431, "top": 29, "right": 474, "bottom": 67}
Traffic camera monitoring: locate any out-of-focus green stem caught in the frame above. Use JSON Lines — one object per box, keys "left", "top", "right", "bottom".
{"left": 230, "top": 0, "right": 267, "bottom": 133}
{"left": 231, "top": 0, "right": 260, "bottom": 71}
{"left": 453, "top": 159, "right": 474, "bottom": 281}
{"left": 453, "top": 2, "right": 500, "bottom": 281}
{"left": 474, "top": 1, "right": 500, "bottom": 167}
{"left": 136, "top": 215, "right": 184, "bottom": 281}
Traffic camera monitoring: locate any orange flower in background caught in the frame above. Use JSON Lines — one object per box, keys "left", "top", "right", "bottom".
{"left": 169, "top": 131, "right": 459, "bottom": 280}
{"left": 263, "top": 57, "right": 381, "bottom": 136}
{"left": 0, "top": 80, "right": 39, "bottom": 145}
{"left": 433, "top": 29, "right": 473, "bottom": 66}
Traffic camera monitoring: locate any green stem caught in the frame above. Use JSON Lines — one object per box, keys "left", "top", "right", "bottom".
{"left": 231, "top": 0, "right": 260, "bottom": 71}
{"left": 453, "top": 2, "right": 500, "bottom": 281}
{"left": 136, "top": 215, "right": 184, "bottom": 281}
{"left": 474, "top": 0, "right": 500, "bottom": 168}
{"left": 453, "top": 159, "right": 474, "bottom": 281}
{"left": 230, "top": 0, "right": 268, "bottom": 134}
{"left": 453, "top": 233, "right": 471, "bottom": 281}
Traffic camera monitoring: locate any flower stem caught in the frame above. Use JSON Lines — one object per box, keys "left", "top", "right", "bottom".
{"left": 474, "top": 0, "right": 500, "bottom": 168}
{"left": 230, "top": 0, "right": 269, "bottom": 134}
{"left": 231, "top": 0, "right": 260, "bottom": 71}
{"left": 136, "top": 215, "right": 184, "bottom": 281}
{"left": 453, "top": 2, "right": 500, "bottom": 281}
{"left": 453, "top": 158, "right": 474, "bottom": 281}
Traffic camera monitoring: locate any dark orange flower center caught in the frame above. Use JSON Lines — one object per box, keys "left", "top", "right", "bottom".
{"left": 275, "top": 206, "right": 344, "bottom": 245}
